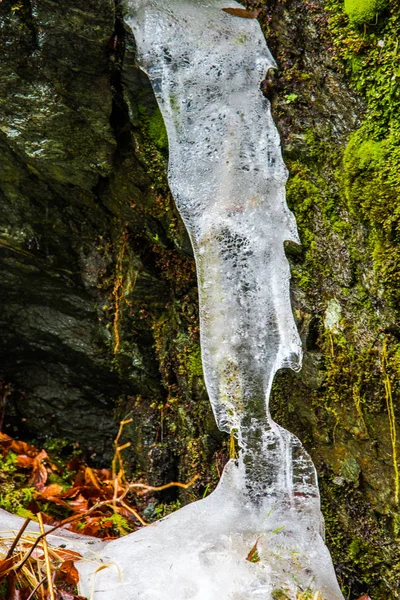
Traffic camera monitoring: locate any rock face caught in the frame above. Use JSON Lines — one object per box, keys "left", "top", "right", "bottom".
{"left": 0, "top": 0, "right": 399, "bottom": 597}
{"left": 0, "top": 0, "right": 214, "bottom": 473}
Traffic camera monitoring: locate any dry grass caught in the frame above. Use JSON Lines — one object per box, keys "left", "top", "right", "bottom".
{"left": 0, "top": 516, "right": 84, "bottom": 599}
{"left": 0, "top": 420, "right": 199, "bottom": 598}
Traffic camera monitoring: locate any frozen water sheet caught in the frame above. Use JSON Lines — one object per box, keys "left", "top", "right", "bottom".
{"left": 76, "top": 461, "right": 343, "bottom": 600}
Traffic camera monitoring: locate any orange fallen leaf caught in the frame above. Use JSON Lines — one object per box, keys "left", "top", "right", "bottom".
{"left": 30, "top": 449, "right": 49, "bottom": 492}
{"left": 55, "top": 549, "right": 82, "bottom": 562}
{"left": 0, "top": 556, "right": 16, "bottom": 579}
{"left": 0, "top": 433, "right": 38, "bottom": 458}
{"left": 75, "top": 516, "right": 102, "bottom": 536}
{"left": 68, "top": 494, "right": 89, "bottom": 512}
{"left": 40, "top": 483, "right": 64, "bottom": 498}
{"left": 222, "top": 7, "right": 261, "bottom": 19}
{"left": 15, "top": 455, "right": 35, "bottom": 469}
{"left": 246, "top": 537, "right": 261, "bottom": 563}
{"left": 58, "top": 486, "right": 82, "bottom": 499}
{"left": 82, "top": 467, "right": 102, "bottom": 490}
{"left": 59, "top": 560, "right": 80, "bottom": 585}
{"left": 10, "top": 439, "right": 38, "bottom": 457}
{"left": 95, "top": 468, "right": 112, "bottom": 481}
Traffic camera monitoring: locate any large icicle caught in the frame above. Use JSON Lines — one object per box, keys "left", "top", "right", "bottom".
{"left": 76, "top": 2, "right": 344, "bottom": 598}
{"left": 0, "top": 1, "right": 345, "bottom": 598}
{"left": 131, "top": 0, "right": 302, "bottom": 441}
{"left": 128, "top": 0, "right": 311, "bottom": 505}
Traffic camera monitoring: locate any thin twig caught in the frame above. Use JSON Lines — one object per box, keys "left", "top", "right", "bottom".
{"left": 129, "top": 473, "right": 200, "bottom": 495}
{"left": 112, "top": 419, "right": 133, "bottom": 479}
{"left": 14, "top": 502, "right": 105, "bottom": 574}
{"left": 5, "top": 517, "right": 31, "bottom": 559}
{"left": 26, "top": 576, "right": 46, "bottom": 600}
{"left": 14, "top": 473, "right": 199, "bottom": 573}
{"left": 119, "top": 501, "right": 148, "bottom": 526}
{"left": 38, "top": 513, "right": 55, "bottom": 600}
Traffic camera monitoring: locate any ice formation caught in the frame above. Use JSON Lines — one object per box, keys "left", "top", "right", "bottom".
{"left": 128, "top": 0, "right": 307, "bottom": 500}
{"left": 0, "top": 1, "right": 345, "bottom": 598}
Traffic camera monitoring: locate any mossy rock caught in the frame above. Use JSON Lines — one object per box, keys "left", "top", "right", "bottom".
{"left": 344, "top": 0, "right": 387, "bottom": 25}
{"left": 149, "top": 107, "right": 169, "bottom": 151}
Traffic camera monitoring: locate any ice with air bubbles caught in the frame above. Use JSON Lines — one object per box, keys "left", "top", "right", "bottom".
{"left": 0, "top": 1, "right": 345, "bottom": 598}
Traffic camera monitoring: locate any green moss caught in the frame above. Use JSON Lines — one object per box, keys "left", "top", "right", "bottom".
{"left": 328, "top": 0, "right": 400, "bottom": 137}
{"left": 344, "top": 0, "right": 387, "bottom": 25}
{"left": 286, "top": 171, "right": 318, "bottom": 249}
{"left": 264, "top": 1, "right": 400, "bottom": 596}
{"left": 343, "top": 129, "right": 400, "bottom": 220}
{"left": 342, "top": 127, "right": 400, "bottom": 306}
{"left": 320, "top": 475, "right": 400, "bottom": 597}
{"left": 271, "top": 591, "right": 290, "bottom": 600}
{"left": 0, "top": 451, "right": 35, "bottom": 514}
{"left": 148, "top": 107, "right": 169, "bottom": 151}
{"left": 100, "top": 513, "right": 133, "bottom": 536}
{"left": 137, "top": 103, "right": 169, "bottom": 154}
{"left": 0, "top": 482, "right": 35, "bottom": 514}
{"left": 187, "top": 344, "right": 204, "bottom": 381}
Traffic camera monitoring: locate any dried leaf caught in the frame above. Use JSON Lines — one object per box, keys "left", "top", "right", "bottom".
{"left": 355, "top": 596, "right": 372, "bottom": 600}
{"left": 221, "top": 7, "right": 261, "bottom": 19}
{"left": 35, "top": 494, "right": 70, "bottom": 509}
{"left": 58, "top": 486, "right": 81, "bottom": 499}
{"left": 54, "top": 549, "right": 82, "bottom": 562}
{"left": 94, "top": 468, "right": 112, "bottom": 482}
{"left": 40, "top": 484, "right": 64, "bottom": 498}
{"left": 14, "top": 589, "right": 30, "bottom": 600}
{"left": 0, "top": 572, "right": 25, "bottom": 600}
{"left": 30, "top": 449, "right": 49, "bottom": 492}
{"left": 16, "top": 455, "right": 35, "bottom": 469}
{"left": 117, "top": 505, "right": 136, "bottom": 519}
{"left": 0, "top": 556, "right": 16, "bottom": 577}
{"left": 10, "top": 440, "right": 38, "bottom": 457}
{"left": 78, "top": 485, "right": 106, "bottom": 500}
{"left": 84, "top": 467, "right": 102, "bottom": 490}
{"left": 74, "top": 516, "right": 102, "bottom": 536}
{"left": 0, "top": 431, "right": 13, "bottom": 448}
{"left": 66, "top": 455, "right": 82, "bottom": 473}
{"left": 7, "top": 587, "right": 30, "bottom": 600}
{"left": 67, "top": 494, "right": 89, "bottom": 513}
{"left": 59, "top": 560, "right": 80, "bottom": 585}
{"left": 0, "top": 432, "right": 37, "bottom": 457}
{"left": 246, "top": 538, "right": 261, "bottom": 563}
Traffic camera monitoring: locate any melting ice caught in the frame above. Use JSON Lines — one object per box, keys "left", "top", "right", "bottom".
{"left": 0, "top": 1, "right": 345, "bottom": 598}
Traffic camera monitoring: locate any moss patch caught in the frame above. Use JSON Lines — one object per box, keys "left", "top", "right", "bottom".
{"left": 344, "top": 0, "right": 388, "bottom": 25}
{"left": 148, "top": 107, "right": 169, "bottom": 151}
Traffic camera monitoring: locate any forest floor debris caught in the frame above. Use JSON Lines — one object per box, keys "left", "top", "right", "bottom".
{"left": 0, "top": 421, "right": 198, "bottom": 599}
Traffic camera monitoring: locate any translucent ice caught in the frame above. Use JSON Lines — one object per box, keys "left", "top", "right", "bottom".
{"left": 0, "top": 1, "right": 345, "bottom": 598}
{"left": 77, "top": 461, "right": 344, "bottom": 600}
{"left": 129, "top": 0, "right": 302, "bottom": 444}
